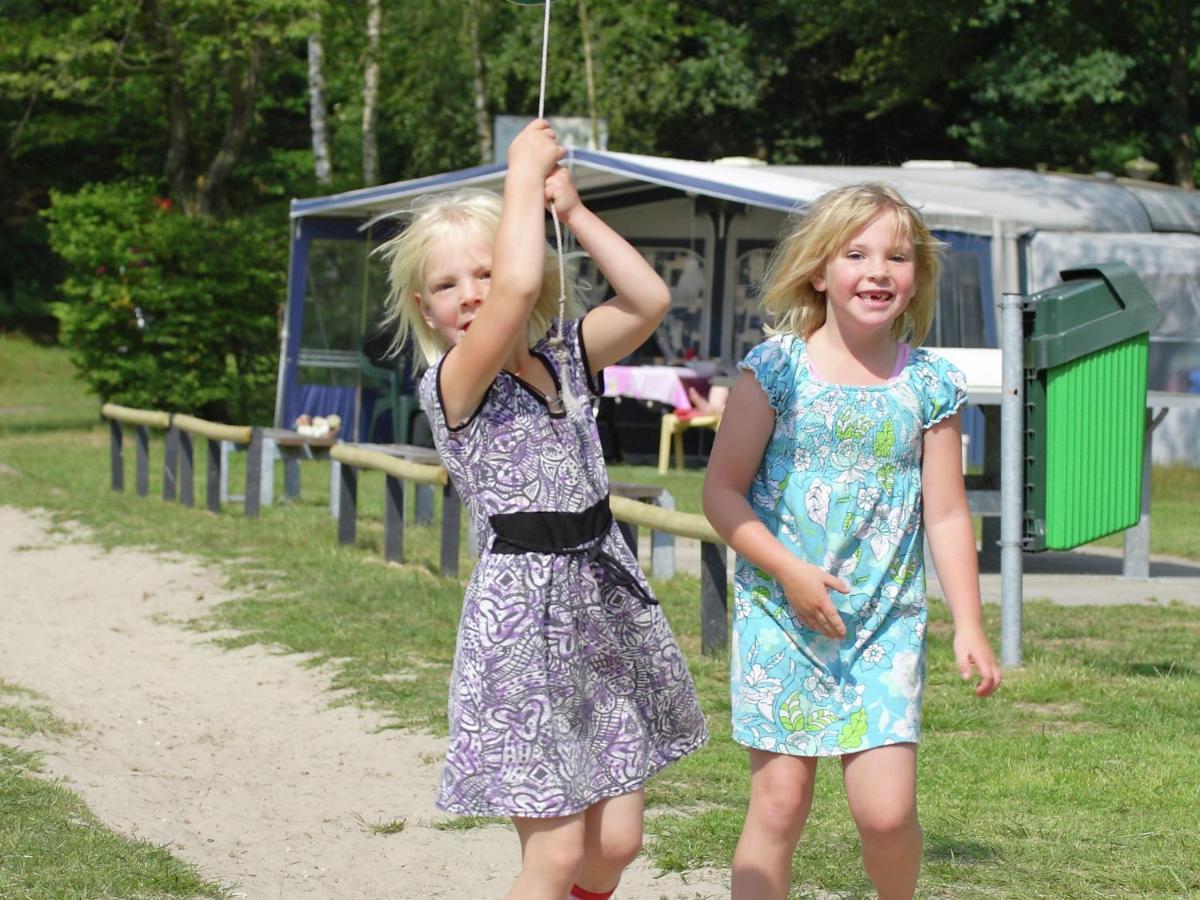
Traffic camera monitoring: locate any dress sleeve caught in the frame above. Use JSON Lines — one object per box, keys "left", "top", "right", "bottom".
{"left": 737, "top": 337, "right": 795, "bottom": 414}
{"left": 570, "top": 318, "right": 605, "bottom": 398}
{"left": 916, "top": 350, "right": 968, "bottom": 429}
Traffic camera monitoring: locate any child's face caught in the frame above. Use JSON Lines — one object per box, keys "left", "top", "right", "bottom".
{"left": 417, "top": 231, "right": 492, "bottom": 348}
{"left": 811, "top": 210, "right": 916, "bottom": 338}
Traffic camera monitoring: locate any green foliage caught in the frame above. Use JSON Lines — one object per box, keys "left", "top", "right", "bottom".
{"left": 42, "top": 181, "right": 285, "bottom": 423}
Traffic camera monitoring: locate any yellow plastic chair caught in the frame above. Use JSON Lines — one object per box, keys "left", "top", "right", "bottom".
{"left": 657, "top": 410, "right": 720, "bottom": 473}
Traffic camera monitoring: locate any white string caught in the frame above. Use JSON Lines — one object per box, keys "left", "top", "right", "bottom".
{"left": 532, "top": 0, "right": 581, "bottom": 416}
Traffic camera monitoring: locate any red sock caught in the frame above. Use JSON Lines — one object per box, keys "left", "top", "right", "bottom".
{"left": 569, "top": 886, "right": 615, "bottom": 900}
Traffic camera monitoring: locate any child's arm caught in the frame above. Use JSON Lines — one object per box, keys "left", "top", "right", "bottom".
{"left": 440, "top": 119, "right": 563, "bottom": 424}
{"left": 702, "top": 371, "right": 850, "bottom": 639}
{"left": 922, "top": 414, "right": 1002, "bottom": 697}
{"left": 545, "top": 168, "right": 670, "bottom": 371}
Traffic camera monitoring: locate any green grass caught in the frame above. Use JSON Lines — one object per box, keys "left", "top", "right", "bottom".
{"left": 0, "top": 682, "right": 225, "bottom": 900}
{"left": 2, "top": 334, "right": 1199, "bottom": 897}
{"left": 0, "top": 333, "right": 99, "bottom": 435}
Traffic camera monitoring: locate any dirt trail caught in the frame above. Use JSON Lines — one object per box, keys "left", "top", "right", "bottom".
{"left": 0, "top": 506, "right": 727, "bottom": 899}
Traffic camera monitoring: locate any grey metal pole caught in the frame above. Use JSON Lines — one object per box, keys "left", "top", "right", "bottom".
{"left": 999, "top": 293, "right": 1025, "bottom": 668}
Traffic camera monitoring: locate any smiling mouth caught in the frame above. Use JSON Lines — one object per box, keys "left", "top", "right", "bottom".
{"left": 858, "top": 291, "right": 893, "bottom": 302}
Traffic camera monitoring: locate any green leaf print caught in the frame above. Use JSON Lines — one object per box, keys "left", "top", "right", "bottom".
{"left": 780, "top": 692, "right": 838, "bottom": 733}
{"left": 874, "top": 420, "right": 895, "bottom": 458}
{"left": 779, "top": 692, "right": 807, "bottom": 733}
{"left": 838, "top": 708, "right": 869, "bottom": 749}
{"left": 751, "top": 585, "right": 772, "bottom": 604}
{"left": 878, "top": 462, "right": 895, "bottom": 493}
{"left": 835, "top": 411, "right": 870, "bottom": 441}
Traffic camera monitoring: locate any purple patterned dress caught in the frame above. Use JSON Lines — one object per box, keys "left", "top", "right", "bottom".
{"left": 420, "top": 319, "right": 708, "bottom": 818}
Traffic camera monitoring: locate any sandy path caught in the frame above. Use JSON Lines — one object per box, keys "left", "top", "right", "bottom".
{"left": 0, "top": 506, "right": 727, "bottom": 899}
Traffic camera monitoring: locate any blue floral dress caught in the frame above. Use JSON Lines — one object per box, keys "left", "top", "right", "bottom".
{"left": 732, "top": 335, "right": 966, "bottom": 756}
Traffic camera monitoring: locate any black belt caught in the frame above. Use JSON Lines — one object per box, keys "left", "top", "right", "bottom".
{"left": 489, "top": 497, "right": 657, "bottom": 607}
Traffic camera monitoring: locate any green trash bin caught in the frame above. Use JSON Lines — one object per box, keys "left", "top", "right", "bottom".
{"left": 1023, "top": 262, "right": 1163, "bottom": 551}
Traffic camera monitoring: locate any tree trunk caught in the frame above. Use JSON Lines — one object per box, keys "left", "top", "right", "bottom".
{"left": 362, "top": 0, "right": 381, "bottom": 186}
{"left": 467, "top": 0, "right": 492, "bottom": 163}
{"left": 147, "top": 0, "right": 192, "bottom": 210}
{"left": 308, "top": 8, "right": 333, "bottom": 187}
{"left": 195, "top": 40, "right": 264, "bottom": 217}
{"left": 1168, "top": 0, "right": 1195, "bottom": 188}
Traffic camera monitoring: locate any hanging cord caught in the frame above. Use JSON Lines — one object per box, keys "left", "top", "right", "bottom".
{"left": 532, "top": 0, "right": 584, "bottom": 418}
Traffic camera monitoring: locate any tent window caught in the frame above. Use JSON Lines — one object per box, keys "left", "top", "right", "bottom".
{"left": 571, "top": 246, "right": 706, "bottom": 361}
{"left": 734, "top": 248, "right": 772, "bottom": 363}
{"left": 299, "top": 239, "right": 371, "bottom": 386}
{"left": 929, "top": 248, "right": 986, "bottom": 348}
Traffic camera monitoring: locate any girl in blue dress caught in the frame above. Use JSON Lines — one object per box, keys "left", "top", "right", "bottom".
{"left": 703, "top": 183, "right": 1001, "bottom": 900}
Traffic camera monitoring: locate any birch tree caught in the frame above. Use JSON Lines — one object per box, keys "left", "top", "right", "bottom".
{"left": 362, "top": 0, "right": 381, "bottom": 185}
{"left": 308, "top": 6, "right": 333, "bottom": 187}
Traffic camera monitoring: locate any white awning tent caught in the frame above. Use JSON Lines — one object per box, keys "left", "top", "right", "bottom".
{"left": 280, "top": 149, "right": 1200, "bottom": 462}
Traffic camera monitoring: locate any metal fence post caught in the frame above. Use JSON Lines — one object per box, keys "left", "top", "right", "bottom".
{"left": 385, "top": 475, "right": 405, "bottom": 563}
{"left": 650, "top": 490, "right": 676, "bottom": 580}
{"left": 107, "top": 419, "right": 124, "bottom": 492}
{"left": 415, "top": 483, "right": 434, "bottom": 525}
{"left": 1000, "top": 293, "right": 1025, "bottom": 668}
{"left": 135, "top": 425, "right": 150, "bottom": 496}
{"left": 179, "top": 431, "right": 194, "bottom": 507}
{"left": 206, "top": 438, "right": 221, "bottom": 513}
{"left": 163, "top": 425, "right": 179, "bottom": 501}
{"left": 337, "top": 463, "right": 357, "bottom": 545}
{"left": 700, "top": 541, "right": 728, "bottom": 656}
{"left": 244, "top": 427, "right": 263, "bottom": 518}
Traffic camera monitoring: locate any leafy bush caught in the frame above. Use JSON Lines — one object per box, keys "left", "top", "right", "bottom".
{"left": 43, "top": 180, "right": 286, "bottom": 424}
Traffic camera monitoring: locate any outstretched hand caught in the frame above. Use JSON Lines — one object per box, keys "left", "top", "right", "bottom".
{"left": 953, "top": 626, "right": 1002, "bottom": 697}
{"left": 507, "top": 119, "right": 564, "bottom": 183}
{"left": 781, "top": 560, "right": 850, "bottom": 639}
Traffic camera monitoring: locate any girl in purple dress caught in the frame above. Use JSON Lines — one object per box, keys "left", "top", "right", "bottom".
{"left": 377, "top": 119, "right": 707, "bottom": 900}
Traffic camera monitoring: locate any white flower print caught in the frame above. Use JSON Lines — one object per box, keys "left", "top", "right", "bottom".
{"left": 854, "top": 502, "right": 906, "bottom": 561}
{"left": 743, "top": 663, "right": 784, "bottom": 720}
{"left": 862, "top": 643, "right": 886, "bottom": 666}
{"left": 884, "top": 650, "right": 922, "bottom": 701}
{"left": 856, "top": 485, "right": 882, "bottom": 513}
{"left": 833, "top": 682, "right": 865, "bottom": 711}
{"left": 804, "top": 480, "right": 831, "bottom": 527}
{"left": 803, "top": 672, "right": 833, "bottom": 702}
{"left": 832, "top": 440, "right": 874, "bottom": 485}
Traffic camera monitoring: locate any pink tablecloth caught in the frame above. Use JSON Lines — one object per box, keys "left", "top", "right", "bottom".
{"left": 603, "top": 365, "right": 704, "bottom": 412}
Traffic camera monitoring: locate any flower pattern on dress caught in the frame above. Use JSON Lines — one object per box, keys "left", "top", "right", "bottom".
{"left": 730, "top": 335, "right": 965, "bottom": 757}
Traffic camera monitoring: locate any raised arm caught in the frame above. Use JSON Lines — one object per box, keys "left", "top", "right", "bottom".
{"left": 545, "top": 169, "right": 671, "bottom": 372}
{"left": 922, "top": 414, "right": 1002, "bottom": 696}
{"left": 702, "top": 371, "right": 849, "bottom": 639}
{"left": 439, "top": 120, "right": 564, "bottom": 424}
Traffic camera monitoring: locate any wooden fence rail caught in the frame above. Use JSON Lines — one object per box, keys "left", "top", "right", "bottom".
{"left": 100, "top": 405, "right": 731, "bottom": 654}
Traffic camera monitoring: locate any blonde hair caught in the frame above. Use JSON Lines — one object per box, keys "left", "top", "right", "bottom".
{"left": 760, "top": 183, "right": 944, "bottom": 345}
{"left": 375, "top": 188, "right": 579, "bottom": 366}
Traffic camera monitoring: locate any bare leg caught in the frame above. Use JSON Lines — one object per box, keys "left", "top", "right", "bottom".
{"left": 507, "top": 812, "right": 586, "bottom": 900}
{"left": 574, "top": 790, "right": 645, "bottom": 894}
{"left": 841, "top": 743, "right": 922, "bottom": 900}
{"left": 731, "top": 749, "right": 819, "bottom": 900}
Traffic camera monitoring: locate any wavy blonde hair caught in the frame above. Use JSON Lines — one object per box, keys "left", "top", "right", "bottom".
{"left": 375, "top": 188, "right": 579, "bottom": 366}
{"left": 760, "top": 183, "right": 944, "bottom": 345}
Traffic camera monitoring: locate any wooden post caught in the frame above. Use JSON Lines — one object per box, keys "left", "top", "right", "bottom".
{"left": 385, "top": 475, "right": 405, "bottom": 563}
{"left": 338, "top": 463, "right": 357, "bottom": 545}
{"left": 109, "top": 419, "right": 124, "bottom": 492}
{"left": 415, "top": 483, "right": 434, "bottom": 525}
{"left": 700, "top": 541, "right": 728, "bottom": 656}
{"left": 206, "top": 438, "right": 221, "bottom": 513}
{"left": 244, "top": 427, "right": 262, "bottom": 518}
{"left": 135, "top": 425, "right": 150, "bottom": 496}
{"left": 440, "top": 482, "right": 461, "bottom": 577}
{"left": 163, "top": 426, "right": 179, "bottom": 501}
{"left": 179, "top": 431, "right": 195, "bottom": 507}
